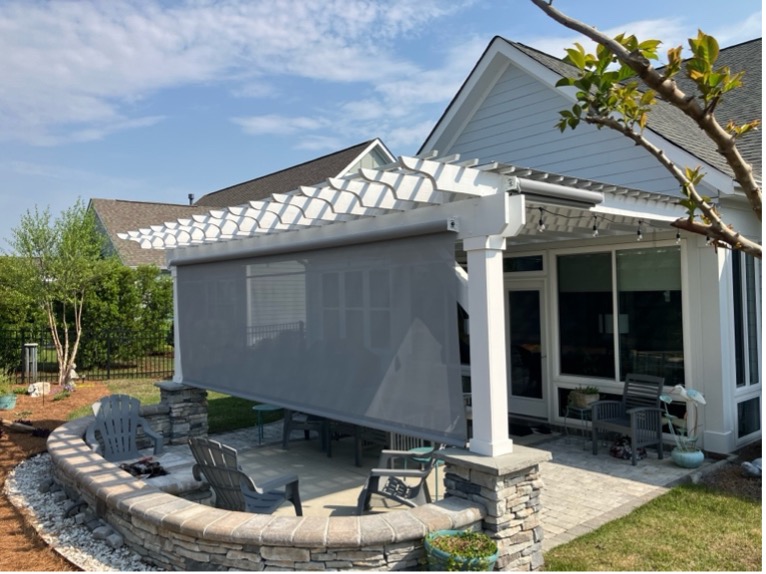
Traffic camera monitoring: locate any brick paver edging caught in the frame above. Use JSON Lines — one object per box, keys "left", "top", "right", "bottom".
{"left": 47, "top": 417, "right": 485, "bottom": 571}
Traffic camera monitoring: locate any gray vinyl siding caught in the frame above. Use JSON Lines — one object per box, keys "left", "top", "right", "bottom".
{"left": 449, "top": 63, "right": 682, "bottom": 196}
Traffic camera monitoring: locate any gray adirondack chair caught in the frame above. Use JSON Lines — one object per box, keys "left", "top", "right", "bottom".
{"left": 356, "top": 446, "right": 442, "bottom": 515}
{"left": 85, "top": 394, "right": 163, "bottom": 462}
{"left": 188, "top": 437, "right": 303, "bottom": 515}
{"left": 591, "top": 373, "right": 666, "bottom": 466}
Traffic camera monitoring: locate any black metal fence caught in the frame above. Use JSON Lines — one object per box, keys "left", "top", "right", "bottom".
{"left": 0, "top": 327, "right": 174, "bottom": 384}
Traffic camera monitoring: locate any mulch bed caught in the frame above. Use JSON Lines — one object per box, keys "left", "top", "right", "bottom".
{"left": 0, "top": 381, "right": 111, "bottom": 572}
{"left": 697, "top": 441, "right": 762, "bottom": 502}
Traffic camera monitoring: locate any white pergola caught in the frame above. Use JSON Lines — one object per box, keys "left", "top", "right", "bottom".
{"left": 121, "top": 153, "right": 683, "bottom": 456}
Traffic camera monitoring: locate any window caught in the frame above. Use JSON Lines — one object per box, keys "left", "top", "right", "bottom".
{"left": 738, "top": 397, "right": 761, "bottom": 438}
{"left": 557, "top": 246, "right": 684, "bottom": 383}
{"left": 617, "top": 248, "right": 684, "bottom": 385}
{"left": 732, "top": 251, "right": 761, "bottom": 388}
{"left": 558, "top": 252, "right": 614, "bottom": 378}
{"left": 320, "top": 269, "right": 391, "bottom": 350}
{"left": 504, "top": 255, "right": 543, "bottom": 273}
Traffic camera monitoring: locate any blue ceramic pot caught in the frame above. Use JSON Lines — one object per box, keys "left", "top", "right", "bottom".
{"left": 671, "top": 447, "right": 704, "bottom": 469}
{"left": 0, "top": 394, "right": 17, "bottom": 410}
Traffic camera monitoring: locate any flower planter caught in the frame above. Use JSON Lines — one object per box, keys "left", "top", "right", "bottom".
{"left": 424, "top": 530, "right": 498, "bottom": 572}
{"left": 570, "top": 391, "right": 599, "bottom": 408}
{"left": 0, "top": 394, "right": 17, "bottom": 410}
{"left": 671, "top": 447, "right": 704, "bottom": 469}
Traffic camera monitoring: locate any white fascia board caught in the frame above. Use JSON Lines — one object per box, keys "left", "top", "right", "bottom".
{"left": 422, "top": 40, "right": 511, "bottom": 154}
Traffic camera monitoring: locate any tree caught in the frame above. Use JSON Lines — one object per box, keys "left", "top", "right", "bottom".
{"left": 531, "top": 0, "right": 761, "bottom": 259}
{"left": 79, "top": 264, "right": 173, "bottom": 368}
{"left": 8, "top": 199, "right": 111, "bottom": 384}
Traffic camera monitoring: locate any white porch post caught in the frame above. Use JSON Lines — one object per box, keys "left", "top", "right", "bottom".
{"left": 464, "top": 234, "right": 514, "bottom": 456}
{"left": 170, "top": 265, "right": 184, "bottom": 383}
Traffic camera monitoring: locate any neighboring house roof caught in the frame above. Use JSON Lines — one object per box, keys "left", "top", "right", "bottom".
{"left": 92, "top": 139, "right": 395, "bottom": 267}
{"left": 90, "top": 199, "right": 211, "bottom": 268}
{"left": 422, "top": 36, "right": 761, "bottom": 188}
{"left": 195, "top": 139, "right": 395, "bottom": 207}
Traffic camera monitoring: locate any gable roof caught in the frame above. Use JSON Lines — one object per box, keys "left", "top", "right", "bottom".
{"left": 195, "top": 139, "right": 395, "bottom": 207}
{"left": 92, "top": 139, "right": 395, "bottom": 267}
{"left": 421, "top": 36, "right": 761, "bottom": 186}
{"left": 90, "top": 199, "right": 211, "bottom": 268}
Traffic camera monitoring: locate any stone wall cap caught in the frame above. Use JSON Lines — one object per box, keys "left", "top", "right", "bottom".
{"left": 437, "top": 445, "right": 551, "bottom": 475}
{"left": 154, "top": 381, "right": 192, "bottom": 391}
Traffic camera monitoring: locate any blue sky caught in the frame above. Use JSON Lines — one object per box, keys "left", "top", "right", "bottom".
{"left": 0, "top": 0, "right": 761, "bottom": 246}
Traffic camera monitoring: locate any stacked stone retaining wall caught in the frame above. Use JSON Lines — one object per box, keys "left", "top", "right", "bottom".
{"left": 49, "top": 417, "right": 486, "bottom": 571}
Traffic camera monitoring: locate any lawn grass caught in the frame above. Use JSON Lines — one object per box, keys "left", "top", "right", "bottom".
{"left": 66, "top": 379, "right": 283, "bottom": 433}
{"left": 544, "top": 484, "right": 762, "bottom": 571}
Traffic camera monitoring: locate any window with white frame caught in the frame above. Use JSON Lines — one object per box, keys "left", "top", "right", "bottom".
{"left": 732, "top": 251, "right": 761, "bottom": 388}
{"left": 557, "top": 245, "right": 684, "bottom": 384}
{"left": 732, "top": 250, "right": 761, "bottom": 439}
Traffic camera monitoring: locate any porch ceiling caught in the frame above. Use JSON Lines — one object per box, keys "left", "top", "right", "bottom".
{"left": 119, "top": 152, "right": 685, "bottom": 250}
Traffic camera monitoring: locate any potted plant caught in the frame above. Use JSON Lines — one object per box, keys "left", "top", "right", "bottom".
{"left": 660, "top": 384, "right": 706, "bottom": 468}
{"left": 0, "top": 370, "right": 17, "bottom": 410}
{"left": 568, "top": 385, "right": 600, "bottom": 408}
{"left": 424, "top": 529, "right": 498, "bottom": 571}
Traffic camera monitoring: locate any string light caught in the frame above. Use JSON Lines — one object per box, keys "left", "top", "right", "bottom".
{"left": 706, "top": 235, "right": 713, "bottom": 246}
{"left": 675, "top": 230, "right": 681, "bottom": 245}
{"left": 526, "top": 207, "right": 674, "bottom": 240}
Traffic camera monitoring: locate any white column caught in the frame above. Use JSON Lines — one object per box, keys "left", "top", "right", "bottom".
{"left": 464, "top": 235, "right": 514, "bottom": 456}
{"left": 170, "top": 265, "right": 184, "bottom": 383}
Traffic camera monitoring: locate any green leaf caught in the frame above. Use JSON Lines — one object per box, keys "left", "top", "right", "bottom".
{"left": 555, "top": 77, "right": 575, "bottom": 87}
{"left": 564, "top": 44, "right": 587, "bottom": 69}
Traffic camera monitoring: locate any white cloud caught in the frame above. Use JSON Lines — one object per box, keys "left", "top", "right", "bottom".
{"left": 705, "top": 11, "right": 762, "bottom": 48}
{"left": 0, "top": 0, "right": 469, "bottom": 145}
{"left": 522, "top": 10, "right": 762, "bottom": 62}
{"left": 231, "top": 114, "right": 328, "bottom": 136}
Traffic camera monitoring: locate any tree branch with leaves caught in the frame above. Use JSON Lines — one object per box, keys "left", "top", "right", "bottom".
{"left": 531, "top": 0, "right": 761, "bottom": 258}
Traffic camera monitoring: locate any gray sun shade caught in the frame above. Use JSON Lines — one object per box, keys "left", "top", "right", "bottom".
{"left": 175, "top": 232, "right": 467, "bottom": 446}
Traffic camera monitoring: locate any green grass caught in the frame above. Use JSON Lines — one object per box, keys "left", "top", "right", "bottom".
{"left": 66, "top": 378, "right": 283, "bottom": 433}
{"left": 544, "top": 484, "right": 762, "bottom": 571}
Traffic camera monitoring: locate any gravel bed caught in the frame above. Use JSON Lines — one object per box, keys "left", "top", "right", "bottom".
{"left": 3, "top": 453, "right": 160, "bottom": 572}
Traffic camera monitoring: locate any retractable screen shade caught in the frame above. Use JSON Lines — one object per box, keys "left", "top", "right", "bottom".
{"left": 175, "top": 231, "right": 467, "bottom": 446}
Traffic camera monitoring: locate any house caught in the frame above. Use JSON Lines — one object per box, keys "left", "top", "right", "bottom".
{"left": 121, "top": 37, "right": 760, "bottom": 457}
{"left": 419, "top": 37, "right": 761, "bottom": 455}
{"left": 91, "top": 139, "right": 395, "bottom": 268}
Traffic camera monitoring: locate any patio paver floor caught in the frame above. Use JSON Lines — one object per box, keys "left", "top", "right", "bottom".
{"left": 159, "top": 421, "right": 712, "bottom": 552}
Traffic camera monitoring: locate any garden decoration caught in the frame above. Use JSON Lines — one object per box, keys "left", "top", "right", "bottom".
{"left": 660, "top": 385, "right": 706, "bottom": 468}
{"left": 741, "top": 458, "right": 762, "bottom": 478}
{"left": 424, "top": 530, "right": 498, "bottom": 571}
